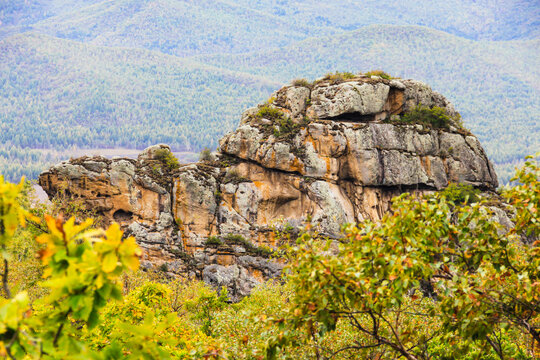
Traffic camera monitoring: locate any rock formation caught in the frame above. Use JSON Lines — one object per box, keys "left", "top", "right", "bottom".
{"left": 39, "top": 74, "right": 498, "bottom": 299}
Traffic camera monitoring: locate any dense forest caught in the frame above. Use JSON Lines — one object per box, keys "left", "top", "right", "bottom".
{"left": 0, "top": 0, "right": 538, "bottom": 183}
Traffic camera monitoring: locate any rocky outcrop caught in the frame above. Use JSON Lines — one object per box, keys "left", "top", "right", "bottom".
{"left": 39, "top": 74, "right": 498, "bottom": 299}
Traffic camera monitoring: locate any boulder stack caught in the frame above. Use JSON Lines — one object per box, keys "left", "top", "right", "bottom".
{"left": 39, "top": 74, "right": 498, "bottom": 299}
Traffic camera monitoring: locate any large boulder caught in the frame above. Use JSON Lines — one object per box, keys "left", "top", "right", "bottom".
{"left": 39, "top": 74, "right": 499, "bottom": 299}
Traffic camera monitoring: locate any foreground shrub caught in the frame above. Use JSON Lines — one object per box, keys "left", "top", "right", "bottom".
{"left": 199, "top": 147, "right": 213, "bottom": 161}
{"left": 291, "top": 78, "right": 311, "bottom": 88}
{"left": 0, "top": 176, "right": 142, "bottom": 358}
{"left": 267, "top": 155, "right": 539, "bottom": 359}
{"left": 0, "top": 155, "right": 538, "bottom": 359}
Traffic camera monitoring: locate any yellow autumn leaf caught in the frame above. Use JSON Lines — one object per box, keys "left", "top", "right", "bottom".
{"left": 105, "top": 223, "right": 122, "bottom": 247}
{"left": 123, "top": 255, "right": 140, "bottom": 272}
{"left": 43, "top": 214, "right": 63, "bottom": 239}
{"left": 102, "top": 252, "right": 118, "bottom": 273}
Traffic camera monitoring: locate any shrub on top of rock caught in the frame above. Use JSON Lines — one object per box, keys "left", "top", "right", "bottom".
{"left": 273, "top": 117, "right": 300, "bottom": 139}
{"left": 199, "top": 147, "right": 213, "bottom": 162}
{"left": 255, "top": 105, "right": 285, "bottom": 121}
{"left": 318, "top": 71, "right": 356, "bottom": 84}
{"left": 254, "top": 104, "right": 308, "bottom": 140}
{"left": 399, "top": 104, "right": 462, "bottom": 130}
{"left": 291, "top": 78, "right": 312, "bottom": 88}
{"left": 154, "top": 148, "right": 180, "bottom": 171}
{"left": 364, "top": 69, "right": 394, "bottom": 79}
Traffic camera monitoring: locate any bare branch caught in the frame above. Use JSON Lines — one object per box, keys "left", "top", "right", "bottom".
{"left": 2, "top": 258, "right": 12, "bottom": 299}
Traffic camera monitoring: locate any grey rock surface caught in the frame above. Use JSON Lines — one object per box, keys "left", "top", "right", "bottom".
{"left": 39, "top": 75, "right": 504, "bottom": 301}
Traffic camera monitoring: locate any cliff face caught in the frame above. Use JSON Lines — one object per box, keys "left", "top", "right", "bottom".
{"left": 39, "top": 75, "right": 498, "bottom": 299}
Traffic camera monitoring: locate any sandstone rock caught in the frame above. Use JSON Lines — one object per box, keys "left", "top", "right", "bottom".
{"left": 401, "top": 79, "right": 457, "bottom": 117}
{"left": 202, "top": 264, "right": 258, "bottom": 301}
{"left": 239, "top": 107, "right": 259, "bottom": 125}
{"left": 138, "top": 144, "right": 172, "bottom": 162}
{"left": 309, "top": 82, "right": 390, "bottom": 118}
{"left": 275, "top": 86, "right": 310, "bottom": 120}
{"left": 39, "top": 75, "right": 500, "bottom": 300}
{"left": 308, "top": 181, "right": 355, "bottom": 236}
{"left": 220, "top": 119, "right": 496, "bottom": 190}
{"left": 173, "top": 165, "right": 219, "bottom": 248}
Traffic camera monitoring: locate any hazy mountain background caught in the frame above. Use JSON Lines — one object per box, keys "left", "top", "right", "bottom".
{"left": 0, "top": 0, "right": 539, "bottom": 183}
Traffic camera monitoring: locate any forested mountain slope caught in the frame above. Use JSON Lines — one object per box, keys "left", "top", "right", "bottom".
{"left": 0, "top": 0, "right": 103, "bottom": 38}
{"left": 24, "top": 0, "right": 335, "bottom": 56}
{"left": 227, "top": 0, "right": 540, "bottom": 40}
{"left": 0, "top": 32, "right": 278, "bottom": 180}
{"left": 0, "top": 2, "right": 538, "bottom": 183}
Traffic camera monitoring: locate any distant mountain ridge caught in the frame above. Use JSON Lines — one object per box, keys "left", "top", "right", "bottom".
{"left": 2, "top": 0, "right": 539, "bottom": 46}
{"left": 0, "top": 0, "right": 538, "bottom": 183}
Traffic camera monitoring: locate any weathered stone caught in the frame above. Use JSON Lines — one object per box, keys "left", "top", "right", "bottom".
{"left": 81, "top": 159, "right": 108, "bottom": 173}
{"left": 275, "top": 86, "right": 311, "bottom": 119}
{"left": 239, "top": 107, "right": 259, "bottom": 125}
{"left": 309, "top": 82, "right": 390, "bottom": 118}
{"left": 138, "top": 144, "right": 171, "bottom": 162}
{"left": 39, "top": 157, "right": 171, "bottom": 230}
{"left": 202, "top": 264, "right": 260, "bottom": 301}
{"left": 308, "top": 181, "right": 355, "bottom": 236}
{"left": 39, "top": 75, "right": 501, "bottom": 300}
{"left": 401, "top": 79, "right": 458, "bottom": 117}
{"left": 173, "top": 165, "right": 219, "bottom": 248}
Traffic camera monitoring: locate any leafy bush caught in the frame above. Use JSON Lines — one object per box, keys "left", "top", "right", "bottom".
{"left": 273, "top": 116, "right": 299, "bottom": 139}
{"left": 0, "top": 177, "right": 143, "bottom": 358}
{"left": 255, "top": 105, "right": 309, "bottom": 140}
{"left": 364, "top": 69, "right": 394, "bottom": 79}
{"left": 319, "top": 71, "right": 356, "bottom": 84}
{"left": 291, "top": 78, "right": 311, "bottom": 88}
{"left": 223, "top": 233, "right": 248, "bottom": 244}
{"left": 199, "top": 147, "right": 213, "bottom": 161}
{"left": 205, "top": 236, "right": 223, "bottom": 246}
{"left": 256, "top": 105, "right": 285, "bottom": 121}
{"left": 400, "top": 104, "right": 459, "bottom": 129}
{"left": 266, "top": 157, "right": 540, "bottom": 359}
{"left": 440, "top": 182, "right": 480, "bottom": 204}
{"left": 272, "top": 116, "right": 311, "bottom": 140}
{"left": 154, "top": 148, "right": 180, "bottom": 171}
{"left": 185, "top": 287, "right": 228, "bottom": 337}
